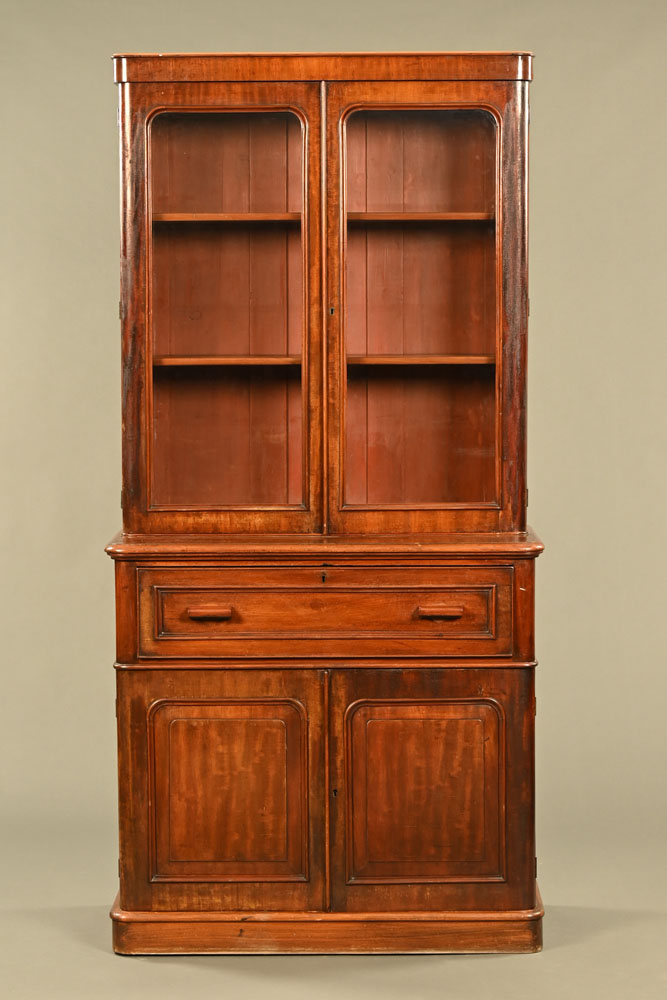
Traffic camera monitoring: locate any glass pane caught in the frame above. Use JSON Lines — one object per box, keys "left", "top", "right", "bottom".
{"left": 344, "top": 109, "right": 497, "bottom": 506}
{"left": 346, "top": 109, "right": 495, "bottom": 215}
{"left": 151, "top": 112, "right": 302, "bottom": 215}
{"left": 153, "top": 367, "right": 302, "bottom": 506}
{"left": 148, "top": 112, "right": 304, "bottom": 507}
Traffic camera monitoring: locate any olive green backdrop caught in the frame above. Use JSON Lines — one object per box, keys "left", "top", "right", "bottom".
{"left": 2, "top": 0, "right": 666, "bottom": 997}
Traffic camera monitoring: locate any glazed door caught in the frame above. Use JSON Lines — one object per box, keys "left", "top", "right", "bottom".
{"left": 329, "top": 668, "right": 536, "bottom": 912}
{"left": 120, "top": 81, "right": 323, "bottom": 532}
{"left": 117, "top": 669, "right": 326, "bottom": 912}
{"left": 325, "top": 80, "right": 529, "bottom": 533}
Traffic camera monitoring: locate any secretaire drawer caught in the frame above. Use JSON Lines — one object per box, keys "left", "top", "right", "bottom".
{"left": 137, "top": 566, "right": 514, "bottom": 658}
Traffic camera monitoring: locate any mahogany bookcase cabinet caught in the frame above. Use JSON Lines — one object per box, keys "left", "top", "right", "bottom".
{"left": 107, "top": 51, "right": 543, "bottom": 955}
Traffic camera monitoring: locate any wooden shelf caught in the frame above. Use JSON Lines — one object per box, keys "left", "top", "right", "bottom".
{"left": 152, "top": 212, "right": 301, "bottom": 223}
{"left": 153, "top": 355, "right": 302, "bottom": 367}
{"left": 347, "top": 212, "right": 493, "bottom": 222}
{"left": 347, "top": 355, "right": 496, "bottom": 366}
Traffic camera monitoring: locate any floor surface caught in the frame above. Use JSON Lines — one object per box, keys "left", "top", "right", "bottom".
{"left": 2, "top": 824, "right": 665, "bottom": 1000}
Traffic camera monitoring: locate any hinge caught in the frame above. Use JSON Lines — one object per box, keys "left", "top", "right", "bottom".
{"left": 534, "top": 696, "right": 537, "bottom": 717}
{"left": 117, "top": 105, "right": 120, "bottom": 128}
{"left": 115, "top": 698, "right": 118, "bottom": 718}
{"left": 118, "top": 300, "right": 123, "bottom": 320}
{"left": 534, "top": 857, "right": 538, "bottom": 877}
{"left": 527, "top": 297, "right": 530, "bottom": 316}
{"left": 525, "top": 487, "right": 529, "bottom": 508}
{"left": 118, "top": 858, "right": 121, "bottom": 876}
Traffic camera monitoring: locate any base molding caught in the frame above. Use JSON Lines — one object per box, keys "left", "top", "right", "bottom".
{"left": 111, "top": 888, "right": 543, "bottom": 955}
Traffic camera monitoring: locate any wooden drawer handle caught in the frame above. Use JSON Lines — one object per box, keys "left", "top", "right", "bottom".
{"left": 186, "top": 605, "right": 233, "bottom": 621}
{"left": 416, "top": 605, "right": 464, "bottom": 620}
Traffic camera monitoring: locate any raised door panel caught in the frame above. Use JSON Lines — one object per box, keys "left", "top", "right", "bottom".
{"left": 150, "top": 699, "right": 307, "bottom": 881}
{"left": 117, "top": 669, "right": 325, "bottom": 911}
{"left": 346, "top": 700, "right": 502, "bottom": 882}
{"left": 329, "top": 668, "right": 536, "bottom": 912}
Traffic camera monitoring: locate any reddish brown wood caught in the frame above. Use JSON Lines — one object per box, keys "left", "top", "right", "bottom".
{"left": 113, "top": 560, "right": 137, "bottom": 663}
{"left": 152, "top": 367, "right": 302, "bottom": 506}
{"left": 150, "top": 698, "right": 307, "bottom": 880}
{"left": 346, "top": 700, "right": 501, "bottom": 879}
{"left": 344, "top": 111, "right": 496, "bottom": 510}
{"left": 118, "top": 80, "right": 322, "bottom": 533}
{"left": 113, "top": 52, "right": 534, "bottom": 84}
{"left": 347, "top": 355, "right": 495, "bottom": 365}
{"left": 186, "top": 605, "right": 233, "bottom": 619}
{"left": 153, "top": 356, "right": 302, "bottom": 366}
{"left": 150, "top": 112, "right": 303, "bottom": 215}
{"left": 416, "top": 604, "right": 464, "bottom": 618}
{"left": 329, "top": 667, "right": 534, "bottom": 913}
{"left": 325, "top": 78, "right": 527, "bottom": 534}
{"left": 147, "top": 112, "right": 308, "bottom": 511}
{"left": 346, "top": 110, "right": 495, "bottom": 215}
{"left": 152, "top": 213, "right": 301, "bottom": 222}
{"left": 135, "top": 564, "right": 514, "bottom": 660}
{"left": 117, "top": 71, "right": 529, "bottom": 533}
{"left": 348, "top": 212, "right": 493, "bottom": 221}
{"left": 106, "top": 529, "right": 544, "bottom": 560}
{"left": 110, "top": 52, "right": 541, "bottom": 956}
{"left": 344, "top": 367, "right": 496, "bottom": 505}
{"left": 116, "top": 668, "right": 326, "bottom": 911}
{"left": 111, "top": 891, "right": 544, "bottom": 954}
{"left": 345, "top": 223, "right": 496, "bottom": 355}
{"left": 151, "top": 224, "right": 302, "bottom": 356}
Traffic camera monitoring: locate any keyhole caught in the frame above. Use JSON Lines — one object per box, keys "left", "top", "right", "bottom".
{"left": 332, "top": 788, "right": 338, "bottom": 797}
{"left": 329, "top": 307, "right": 335, "bottom": 315}
{"left": 321, "top": 572, "right": 327, "bottom": 583}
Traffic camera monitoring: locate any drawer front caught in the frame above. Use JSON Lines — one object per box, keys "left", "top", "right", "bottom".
{"left": 137, "top": 566, "right": 513, "bottom": 658}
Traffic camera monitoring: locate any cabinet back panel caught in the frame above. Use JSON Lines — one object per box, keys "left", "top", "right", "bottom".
{"left": 152, "top": 368, "right": 302, "bottom": 506}
{"left": 346, "top": 223, "right": 495, "bottom": 356}
{"left": 345, "top": 368, "right": 496, "bottom": 505}
{"left": 346, "top": 110, "right": 495, "bottom": 215}
{"left": 152, "top": 224, "right": 302, "bottom": 357}
{"left": 150, "top": 112, "right": 303, "bottom": 215}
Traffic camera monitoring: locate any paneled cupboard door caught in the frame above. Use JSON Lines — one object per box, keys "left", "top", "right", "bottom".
{"left": 329, "top": 668, "right": 536, "bottom": 913}
{"left": 119, "top": 82, "right": 323, "bottom": 533}
{"left": 325, "top": 81, "right": 529, "bottom": 534}
{"left": 116, "top": 669, "right": 326, "bottom": 912}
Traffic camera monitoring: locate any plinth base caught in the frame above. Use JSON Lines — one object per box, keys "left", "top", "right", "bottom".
{"left": 111, "top": 888, "right": 543, "bottom": 955}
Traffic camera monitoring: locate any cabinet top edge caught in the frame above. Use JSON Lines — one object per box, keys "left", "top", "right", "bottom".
{"left": 105, "top": 528, "right": 544, "bottom": 561}
{"left": 112, "top": 52, "right": 533, "bottom": 84}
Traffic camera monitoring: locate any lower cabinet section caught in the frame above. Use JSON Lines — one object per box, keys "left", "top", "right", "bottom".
{"left": 115, "top": 664, "right": 539, "bottom": 952}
